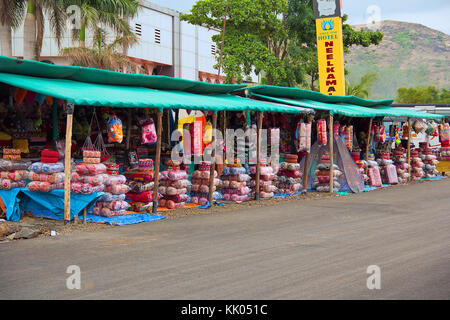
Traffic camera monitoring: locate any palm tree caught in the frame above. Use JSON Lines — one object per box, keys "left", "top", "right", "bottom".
{"left": 346, "top": 72, "right": 378, "bottom": 99}
{"left": 23, "top": 0, "right": 69, "bottom": 61}
{"left": 61, "top": 27, "right": 139, "bottom": 72}
{"left": 70, "top": 0, "right": 139, "bottom": 48}
{"left": 0, "top": 0, "right": 27, "bottom": 57}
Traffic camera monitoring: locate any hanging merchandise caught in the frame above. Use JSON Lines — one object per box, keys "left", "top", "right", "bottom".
{"left": 141, "top": 118, "right": 157, "bottom": 144}
{"left": 439, "top": 123, "right": 450, "bottom": 147}
{"left": 190, "top": 121, "right": 203, "bottom": 156}
{"left": 345, "top": 126, "right": 353, "bottom": 151}
{"left": 203, "top": 122, "right": 213, "bottom": 147}
{"left": 402, "top": 123, "right": 410, "bottom": 139}
{"left": 295, "top": 121, "right": 312, "bottom": 152}
{"left": 107, "top": 113, "right": 123, "bottom": 143}
{"left": 374, "top": 125, "right": 386, "bottom": 143}
{"left": 317, "top": 119, "right": 327, "bottom": 146}
{"left": 412, "top": 120, "right": 426, "bottom": 134}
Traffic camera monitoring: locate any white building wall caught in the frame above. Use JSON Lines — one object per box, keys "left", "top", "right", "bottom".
{"left": 127, "top": 8, "right": 173, "bottom": 65}
{"left": 10, "top": 2, "right": 259, "bottom": 83}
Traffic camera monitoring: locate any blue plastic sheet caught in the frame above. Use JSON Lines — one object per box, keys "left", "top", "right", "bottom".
{"left": 32, "top": 210, "right": 165, "bottom": 226}
{"left": 0, "top": 188, "right": 104, "bottom": 221}
{"left": 0, "top": 188, "right": 22, "bottom": 222}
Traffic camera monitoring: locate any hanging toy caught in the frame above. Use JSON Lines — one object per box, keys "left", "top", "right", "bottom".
{"left": 142, "top": 118, "right": 157, "bottom": 144}
{"left": 107, "top": 113, "right": 123, "bottom": 143}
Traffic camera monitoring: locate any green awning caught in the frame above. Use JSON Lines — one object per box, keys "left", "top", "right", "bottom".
{"left": 249, "top": 87, "right": 445, "bottom": 120}
{"left": 0, "top": 72, "right": 305, "bottom": 114}
{"left": 372, "top": 106, "right": 445, "bottom": 120}
{"left": 250, "top": 93, "right": 386, "bottom": 118}
{"left": 248, "top": 85, "right": 394, "bottom": 107}
{"left": 0, "top": 55, "right": 246, "bottom": 95}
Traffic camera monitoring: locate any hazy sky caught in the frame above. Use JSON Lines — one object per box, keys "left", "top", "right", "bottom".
{"left": 149, "top": 0, "right": 450, "bottom": 34}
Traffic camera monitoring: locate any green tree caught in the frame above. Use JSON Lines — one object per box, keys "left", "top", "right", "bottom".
{"left": 181, "top": 0, "right": 294, "bottom": 85}
{"left": 346, "top": 72, "right": 378, "bottom": 98}
{"left": 396, "top": 86, "right": 450, "bottom": 104}
{"left": 70, "top": 0, "right": 139, "bottom": 48}
{"left": 61, "top": 27, "right": 138, "bottom": 72}
{"left": 181, "top": 0, "right": 383, "bottom": 88}
{"left": 0, "top": 0, "right": 27, "bottom": 57}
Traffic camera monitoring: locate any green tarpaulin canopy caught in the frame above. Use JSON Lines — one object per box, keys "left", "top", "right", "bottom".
{"left": 0, "top": 55, "right": 245, "bottom": 95}
{"left": 250, "top": 94, "right": 387, "bottom": 118}
{"left": 249, "top": 87, "right": 445, "bottom": 120}
{"left": 248, "top": 85, "right": 394, "bottom": 107}
{"left": 0, "top": 72, "right": 308, "bottom": 114}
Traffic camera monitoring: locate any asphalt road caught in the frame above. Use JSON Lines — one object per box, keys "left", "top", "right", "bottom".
{"left": 1, "top": 179, "right": 449, "bottom": 300}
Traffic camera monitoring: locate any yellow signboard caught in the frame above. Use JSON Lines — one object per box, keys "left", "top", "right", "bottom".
{"left": 316, "top": 16, "right": 345, "bottom": 96}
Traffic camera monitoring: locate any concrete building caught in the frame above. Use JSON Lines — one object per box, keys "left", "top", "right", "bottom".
{"left": 10, "top": 1, "right": 259, "bottom": 84}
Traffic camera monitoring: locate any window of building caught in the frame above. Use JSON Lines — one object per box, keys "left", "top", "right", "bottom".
{"left": 154, "top": 29, "right": 161, "bottom": 44}
{"left": 135, "top": 23, "right": 142, "bottom": 37}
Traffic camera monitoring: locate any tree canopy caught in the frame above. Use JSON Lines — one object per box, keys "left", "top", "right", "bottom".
{"left": 396, "top": 86, "right": 450, "bottom": 104}
{"left": 181, "top": 0, "right": 384, "bottom": 88}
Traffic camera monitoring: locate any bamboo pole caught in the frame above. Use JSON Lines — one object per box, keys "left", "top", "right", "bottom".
{"left": 365, "top": 118, "right": 373, "bottom": 175}
{"left": 152, "top": 109, "right": 163, "bottom": 214}
{"left": 407, "top": 117, "right": 412, "bottom": 182}
{"left": 255, "top": 111, "right": 264, "bottom": 200}
{"left": 302, "top": 117, "right": 312, "bottom": 193}
{"left": 125, "top": 108, "right": 132, "bottom": 150}
{"left": 329, "top": 114, "right": 334, "bottom": 194}
{"left": 83, "top": 208, "right": 87, "bottom": 225}
{"left": 63, "top": 103, "right": 74, "bottom": 225}
{"left": 208, "top": 112, "right": 218, "bottom": 207}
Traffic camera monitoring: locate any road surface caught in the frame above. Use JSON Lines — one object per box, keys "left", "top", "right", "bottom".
{"left": 1, "top": 179, "right": 449, "bottom": 299}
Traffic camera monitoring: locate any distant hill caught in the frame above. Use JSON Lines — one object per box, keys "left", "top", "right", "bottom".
{"left": 345, "top": 20, "right": 450, "bottom": 101}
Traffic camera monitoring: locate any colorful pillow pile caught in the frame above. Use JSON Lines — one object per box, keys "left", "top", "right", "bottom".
{"left": 419, "top": 145, "right": 439, "bottom": 179}
{"left": 410, "top": 149, "right": 425, "bottom": 181}
{"left": 93, "top": 172, "right": 130, "bottom": 217}
{"left": 367, "top": 160, "right": 382, "bottom": 187}
{"left": 71, "top": 163, "right": 108, "bottom": 194}
{"left": 352, "top": 152, "right": 368, "bottom": 184}
{"left": 158, "top": 166, "right": 189, "bottom": 209}
{"left": 313, "top": 153, "right": 343, "bottom": 192}
{"left": 41, "top": 149, "right": 59, "bottom": 164}
{"left": 377, "top": 153, "right": 398, "bottom": 185}
{"left": 2, "top": 148, "right": 21, "bottom": 161}
{"left": 249, "top": 165, "right": 276, "bottom": 198}
{"left": 190, "top": 162, "right": 222, "bottom": 205}
{"left": 220, "top": 165, "right": 251, "bottom": 202}
{"left": 0, "top": 159, "right": 30, "bottom": 190}
{"left": 275, "top": 161, "right": 302, "bottom": 195}
{"left": 392, "top": 148, "right": 410, "bottom": 184}
{"left": 28, "top": 161, "right": 65, "bottom": 192}
{"left": 125, "top": 162, "right": 156, "bottom": 212}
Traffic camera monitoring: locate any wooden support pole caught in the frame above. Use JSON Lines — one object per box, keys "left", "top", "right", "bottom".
{"left": 255, "top": 111, "right": 264, "bottom": 200}
{"left": 83, "top": 208, "right": 87, "bottom": 225}
{"left": 208, "top": 112, "right": 218, "bottom": 207}
{"left": 63, "top": 103, "right": 74, "bottom": 224}
{"left": 366, "top": 118, "right": 373, "bottom": 162}
{"left": 329, "top": 114, "right": 334, "bottom": 194}
{"left": 407, "top": 117, "right": 412, "bottom": 182}
{"left": 152, "top": 109, "right": 163, "bottom": 214}
{"left": 365, "top": 118, "right": 373, "bottom": 175}
{"left": 125, "top": 108, "right": 132, "bottom": 150}
{"left": 302, "top": 117, "right": 312, "bottom": 193}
